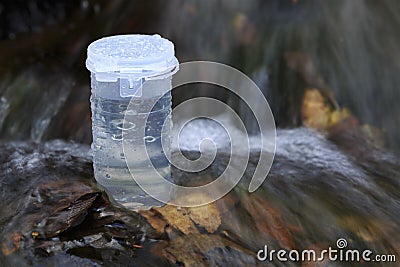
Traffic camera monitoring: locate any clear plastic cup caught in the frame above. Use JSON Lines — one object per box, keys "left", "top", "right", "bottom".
{"left": 86, "top": 34, "right": 178, "bottom": 209}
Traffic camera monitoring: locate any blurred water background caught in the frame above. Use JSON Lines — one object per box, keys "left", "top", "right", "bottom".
{"left": 0, "top": 0, "right": 399, "bottom": 154}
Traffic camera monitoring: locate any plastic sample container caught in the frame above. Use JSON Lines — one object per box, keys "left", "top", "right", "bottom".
{"left": 86, "top": 34, "right": 178, "bottom": 209}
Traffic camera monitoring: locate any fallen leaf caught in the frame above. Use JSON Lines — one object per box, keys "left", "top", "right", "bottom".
{"left": 37, "top": 192, "right": 99, "bottom": 238}
{"left": 152, "top": 205, "right": 199, "bottom": 235}
{"left": 139, "top": 208, "right": 170, "bottom": 236}
{"left": 140, "top": 195, "right": 221, "bottom": 235}
{"left": 188, "top": 203, "right": 221, "bottom": 233}
{"left": 301, "top": 89, "right": 331, "bottom": 131}
{"left": 329, "top": 108, "right": 350, "bottom": 126}
{"left": 301, "top": 89, "right": 350, "bottom": 131}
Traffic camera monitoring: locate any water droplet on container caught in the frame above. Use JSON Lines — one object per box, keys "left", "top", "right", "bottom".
{"left": 125, "top": 109, "right": 138, "bottom": 115}
{"left": 117, "top": 122, "right": 136, "bottom": 130}
{"left": 144, "top": 136, "right": 156, "bottom": 143}
{"left": 105, "top": 173, "right": 111, "bottom": 179}
{"left": 112, "top": 134, "right": 123, "bottom": 141}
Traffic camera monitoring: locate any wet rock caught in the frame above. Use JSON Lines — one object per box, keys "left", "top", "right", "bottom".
{"left": 0, "top": 140, "right": 159, "bottom": 266}
{"left": 0, "top": 128, "right": 399, "bottom": 266}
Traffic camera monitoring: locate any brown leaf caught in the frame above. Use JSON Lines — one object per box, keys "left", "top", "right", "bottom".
{"left": 188, "top": 203, "right": 221, "bottom": 233}
{"left": 140, "top": 196, "right": 221, "bottom": 236}
{"left": 139, "top": 208, "right": 170, "bottom": 236}
{"left": 151, "top": 205, "right": 199, "bottom": 235}
{"left": 37, "top": 192, "right": 99, "bottom": 238}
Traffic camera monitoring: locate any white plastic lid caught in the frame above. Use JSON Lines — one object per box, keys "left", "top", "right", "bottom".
{"left": 86, "top": 34, "right": 179, "bottom": 80}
